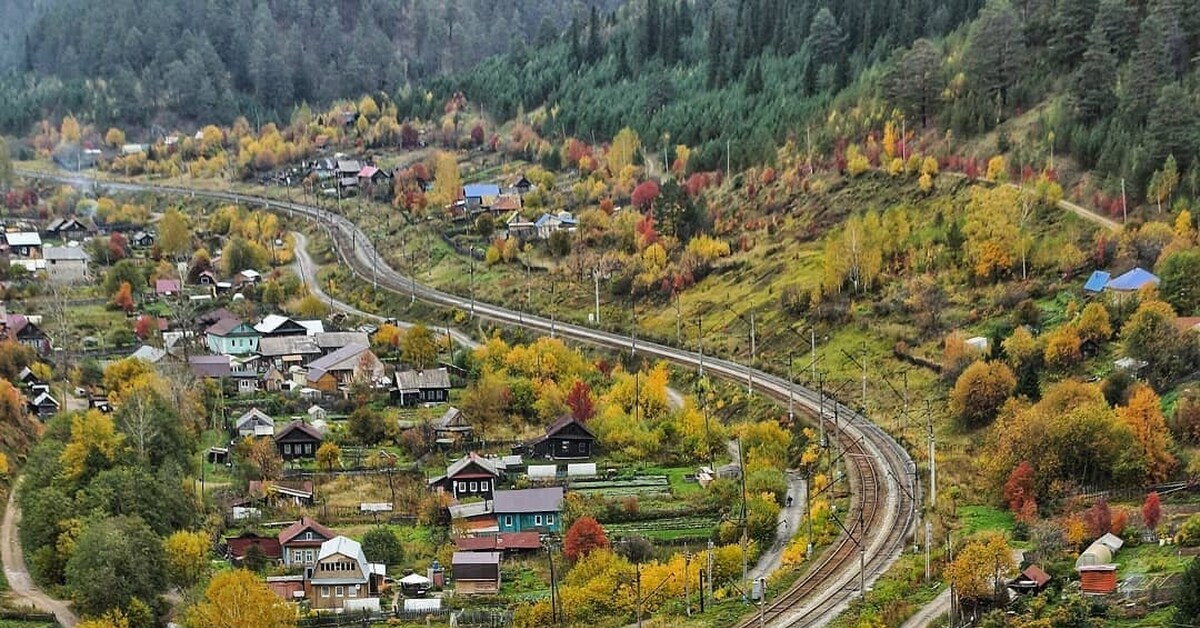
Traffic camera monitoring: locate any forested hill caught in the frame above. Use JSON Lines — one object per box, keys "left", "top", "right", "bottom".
{"left": 409, "top": 0, "right": 987, "bottom": 171}
{"left": 0, "top": 0, "right": 622, "bottom": 130}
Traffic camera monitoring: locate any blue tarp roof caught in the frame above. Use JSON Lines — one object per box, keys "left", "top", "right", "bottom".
{"left": 1083, "top": 271, "right": 1110, "bottom": 292}
{"left": 1107, "top": 267, "right": 1160, "bottom": 291}
{"left": 463, "top": 183, "right": 500, "bottom": 198}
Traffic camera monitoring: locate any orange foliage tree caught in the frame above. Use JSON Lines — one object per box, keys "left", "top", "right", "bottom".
{"left": 564, "top": 516, "right": 609, "bottom": 561}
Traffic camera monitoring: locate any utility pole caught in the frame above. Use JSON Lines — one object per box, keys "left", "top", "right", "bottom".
{"left": 1121, "top": 178, "right": 1128, "bottom": 224}
{"left": 547, "top": 542, "right": 558, "bottom": 624}
{"left": 925, "top": 520, "right": 933, "bottom": 583}
{"left": 697, "top": 315, "right": 704, "bottom": 377}
{"left": 739, "top": 436, "right": 749, "bottom": 604}
{"left": 683, "top": 552, "right": 692, "bottom": 617}
{"left": 592, "top": 268, "right": 601, "bottom": 325}
{"left": 811, "top": 328, "right": 817, "bottom": 382}
{"left": 787, "top": 352, "right": 794, "bottom": 422}
{"left": 747, "top": 309, "right": 756, "bottom": 395}
{"left": 806, "top": 126, "right": 814, "bottom": 175}
{"left": 706, "top": 540, "right": 714, "bottom": 607}
{"left": 927, "top": 400, "right": 937, "bottom": 508}
{"left": 468, "top": 250, "right": 476, "bottom": 319}
{"left": 675, "top": 290, "right": 682, "bottom": 346}
{"left": 860, "top": 341, "right": 868, "bottom": 412}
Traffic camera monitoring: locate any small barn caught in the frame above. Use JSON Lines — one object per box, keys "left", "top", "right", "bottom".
{"left": 1076, "top": 533, "right": 1123, "bottom": 595}
{"left": 451, "top": 552, "right": 501, "bottom": 595}
{"left": 1008, "top": 565, "right": 1051, "bottom": 595}
{"left": 274, "top": 420, "right": 323, "bottom": 461}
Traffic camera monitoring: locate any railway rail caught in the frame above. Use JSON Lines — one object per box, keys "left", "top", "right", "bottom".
{"left": 21, "top": 170, "right": 918, "bottom": 627}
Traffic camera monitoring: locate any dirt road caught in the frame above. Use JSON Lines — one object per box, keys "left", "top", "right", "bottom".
{"left": 2, "top": 486, "right": 78, "bottom": 626}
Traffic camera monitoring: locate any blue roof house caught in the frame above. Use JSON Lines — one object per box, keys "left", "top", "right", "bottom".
{"left": 1083, "top": 271, "right": 1110, "bottom": 293}
{"left": 1106, "top": 267, "right": 1160, "bottom": 292}
{"left": 463, "top": 184, "right": 501, "bottom": 208}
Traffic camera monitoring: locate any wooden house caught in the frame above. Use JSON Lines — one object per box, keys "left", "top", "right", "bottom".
{"left": 278, "top": 517, "right": 335, "bottom": 568}
{"left": 306, "top": 344, "right": 385, "bottom": 392}
{"left": 274, "top": 420, "right": 323, "bottom": 461}
{"left": 451, "top": 552, "right": 501, "bottom": 595}
{"left": 527, "top": 415, "right": 596, "bottom": 460}
{"left": 432, "top": 407, "right": 473, "bottom": 443}
{"left": 494, "top": 487, "right": 564, "bottom": 534}
{"left": 394, "top": 367, "right": 451, "bottom": 406}
{"left": 428, "top": 452, "right": 501, "bottom": 502}
{"left": 225, "top": 531, "right": 282, "bottom": 565}
{"left": 306, "top": 536, "right": 385, "bottom": 612}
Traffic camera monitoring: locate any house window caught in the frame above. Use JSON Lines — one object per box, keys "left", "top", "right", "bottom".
{"left": 284, "top": 444, "right": 293, "bottom": 455}
{"left": 504, "top": 516, "right": 513, "bottom": 527}
{"left": 305, "top": 550, "right": 314, "bottom": 563}
{"left": 547, "top": 515, "right": 555, "bottom": 526}
{"left": 321, "top": 586, "right": 330, "bottom": 598}
{"left": 335, "top": 586, "right": 343, "bottom": 598}
{"left": 535, "top": 515, "right": 543, "bottom": 526}
{"left": 349, "top": 585, "right": 358, "bottom": 598}
{"left": 469, "top": 481, "right": 478, "bottom": 492}
{"left": 457, "top": 481, "right": 466, "bottom": 493}
{"left": 579, "top": 442, "right": 587, "bottom": 453}
{"left": 304, "top": 443, "right": 313, "bottom": 454}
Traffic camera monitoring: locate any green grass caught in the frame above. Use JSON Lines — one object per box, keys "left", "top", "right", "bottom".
{"left": 1107, "top": 608, "right": 1176, "bottom": 627}
{"left": 1117, "top": 544, "right": 1192, "bottom": 578}
{"left": 956, "top": 505, "right": 1016, "bottom": 536}
{"left": 0, "top": 620, "right": 58, "bottom": 628}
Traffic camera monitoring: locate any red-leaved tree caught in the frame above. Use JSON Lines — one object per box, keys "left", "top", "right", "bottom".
{"left": 1142, "top": 492, "right": 1162, "bottom": 534}
{"left": 565, "top": 380, "right": 595, "bottom": 422}
{"left": 1084, "top": 499, "right": 1112, "bottom": 538}
{"left": 134, "top": 315, "right": 156, "bottom": 340}
{"left": 631, "top": 180, "right": 660, "bottom": 209}
{"left": 111, "top": 281, "right": 135, "bottom": 313}
{"left": 1002, "top": 460, "right": 1037, "bottom": 523}
{"left": 564, "top": 516, "right": 609, "bottom": 561}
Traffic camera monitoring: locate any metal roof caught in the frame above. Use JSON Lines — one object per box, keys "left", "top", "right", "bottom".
{"left": 5, "top": 232, "right": 42, "bottom": 247}
{"left": 492, "top": 487, "right": 563, "bottom": 514}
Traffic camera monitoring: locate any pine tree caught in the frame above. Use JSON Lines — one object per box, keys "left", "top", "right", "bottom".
{"left": 1124, "top": 12, "right": 1171, "bottom": 127}
{"left": 706, "top": 14, "right": 725, "bottom": 88}
{"left": 964, "top": 1, "right": 1026, "bottom": 118}
{"left": 1072, "top": 22, "right": 1117, "bottom": 124}
{"left": 1050, "top": 0, "right": 1099, "bottom": 68}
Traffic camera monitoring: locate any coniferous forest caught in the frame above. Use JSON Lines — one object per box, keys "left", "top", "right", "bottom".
{"left": 1, "top": 0, "right": 1199, "bottom": 199}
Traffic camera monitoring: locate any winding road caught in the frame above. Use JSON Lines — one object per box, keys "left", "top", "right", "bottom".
{"left": 2, "top": 485, "right": 78, "bottom": 626}
{"left": 21, "top": 169, "right": 916, "bottom": 628}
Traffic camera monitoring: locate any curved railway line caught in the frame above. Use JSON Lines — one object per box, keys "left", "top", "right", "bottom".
{"left": 22, "top": 170, "right": 917, "bottom": 627}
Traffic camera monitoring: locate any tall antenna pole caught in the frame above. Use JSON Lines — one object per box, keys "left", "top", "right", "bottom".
{"left": 739, "top": 436, "right": 749, "bottom": 604}
{"left": 927, "top": 400, "right": 937, "bottom": 507}
{"left": 860, "top": 341, "right": 867, "bottom": 412}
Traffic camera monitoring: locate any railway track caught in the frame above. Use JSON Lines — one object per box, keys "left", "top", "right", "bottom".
{"left": 21, "top": 170, "right": 917, "bottom": 627}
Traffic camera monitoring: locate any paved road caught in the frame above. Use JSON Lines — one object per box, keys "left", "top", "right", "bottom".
{"left": 21, "top": 169, "right": 916, "bottom": 628}
{"left": 2, "top": 486, "right": 78, "bottom": 626}
{"left": 749, "top": 470, "right": 807, "bottom": 583}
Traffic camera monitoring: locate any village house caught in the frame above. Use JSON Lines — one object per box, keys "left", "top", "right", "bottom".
{"left": 306, "top": 344, "right": 385, "bottom": 393}
{"left": 155, "top": 279, "right": 181, "bottom": 298}
{"left": 306, "top": 536, "right": 386, "bottom": 612}
{"left": 225, "top": 531, "right": 283, "bottom": 565}
{"left": 527, "top": 415, "right": 596, "bottom": 460}
{"left": 535, "top": 212, "right": 577, "bottom": 240}
{"left": 463, "top": 183, "right": 501, "bottom": 210}
{"left": 278, "top": 517, "right": 335, "bottom": 568}
{"left": 3, "top": 232, "right": 42, "bottom": 258}
{"left": 394, "top": 367, "right": 451, "bottom": 406}
{"left": 130, "top": 231, "right": 155, "bottom": 248}
{"left": 432, "top": 407, "right": 473, "bottom": 444}
{"left": 27, "top": 391, "right": 60, "bottom": 419}
{"left": 314, "top": 331, "right": 370, "bottom": 355}
{"left": 43, "top": 246, "right": 92, "bottom": 284}
{"left": 130, "top": 345, "right": 167, "bottom": 364}
{"left": 3, "top": 315, "right": 51, "bottom": 354}
{"left": 428, "top": 452, "right": 501, "bottom": 502}
{"left": 206, "top": 318, "right": 261, "bottom": 355}
{"left": 274, "top": 420, "right": 323, "bottom": 461}
{"left": 257, "top": 335, "right": 322, "bottom": 369}
{"left": 249, "top": 480, "right": 314, "bottom": 507}
{"left": 451, "top": 552, "right": 501, "bottom": 595}
{"left": 494, "top": 487, "right": 564, "bottom": 534}
{"left": 505, "top": 173, "right": 534, "bottom": 196}
{"left": 256, "top": 314, "right": 311, "bottom": 337}
{"left": 44, "top": 217, "right": 94, "bottom": 241}
{"left": 453, "top": 532, "right": 541, "bottom": 555}
{"left": 505, "top": 212, "right": 537, "bottom": 242}
{"left": 234, "top": 408, "right": 275, "bottom": 438}
{"left": 189, "top": 355, "right": 232, "bottom": 380}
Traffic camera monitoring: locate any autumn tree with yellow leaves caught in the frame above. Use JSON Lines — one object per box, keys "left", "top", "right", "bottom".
{"left": 186, "top": 569, "right": 296, "bottom": 628}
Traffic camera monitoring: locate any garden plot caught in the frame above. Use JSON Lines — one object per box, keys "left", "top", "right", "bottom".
{"left": 570, "top": 476, "right": 672, "bottom": 499}
{"left": 605, "top": 515, "right": 721, "bottom": 541}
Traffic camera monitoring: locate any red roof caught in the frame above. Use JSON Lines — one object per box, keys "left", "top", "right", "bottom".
{"left": 455, "top": 532, "right": 541, "bottom": 552}
{"left": 155, "top": 279, "right": 181, "bottom": 295}
{"left": 226, "top": 533, "right": 282, "bottom": 560}
{"left": 278, "top": 516, "right": 335, "bottom": 546}
{"left": 358, "top": 165, "right": 380, "bottom": 179}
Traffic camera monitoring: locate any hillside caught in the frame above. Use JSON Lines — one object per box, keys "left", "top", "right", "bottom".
{"left": 0, "top": 0, "right": 624, "bottom": 132}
